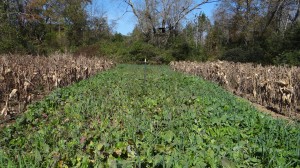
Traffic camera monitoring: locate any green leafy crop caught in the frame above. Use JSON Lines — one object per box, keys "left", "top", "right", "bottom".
{"left": 0, "top": 64, "right": 299, "bottom": 167}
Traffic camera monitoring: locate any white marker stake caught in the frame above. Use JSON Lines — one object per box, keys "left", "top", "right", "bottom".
{"left": 144, "top": 58, "right": 147, "bottom": 83}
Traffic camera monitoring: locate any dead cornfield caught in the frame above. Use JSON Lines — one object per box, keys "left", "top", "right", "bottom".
{"left": 171, "top": 61, "right": 300, "bottom": 119}
{"left": 0, "top": 54, "right": 115, "bottom": 122}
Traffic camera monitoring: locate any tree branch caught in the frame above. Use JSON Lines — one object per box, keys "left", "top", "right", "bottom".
{"left": 173, "top": 0, "right": 220, "bottom": 28}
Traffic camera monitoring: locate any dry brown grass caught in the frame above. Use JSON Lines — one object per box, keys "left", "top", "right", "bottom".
{"left": 171, "top": 61, "right": 300, "bottom": 119}
{"left": 0, "top": 54, "right": 115, "bottom": 120}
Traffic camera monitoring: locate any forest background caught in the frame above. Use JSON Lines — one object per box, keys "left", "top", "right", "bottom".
{"left": 0, "top": 0, "right": 299, "bottom": 65}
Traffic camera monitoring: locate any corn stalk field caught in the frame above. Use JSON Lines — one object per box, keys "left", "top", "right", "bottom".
{"left": 0, "top": 64, "right": 299, "bottom": 167}
{"left": 0, "top": 54, "right": 115, "bottom": 121}
{"left": 171, "top": 61, "right": 300, "bottom": 119}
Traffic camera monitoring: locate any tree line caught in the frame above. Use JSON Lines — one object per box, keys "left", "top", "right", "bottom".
{"left": 0, "top": 0, "right": 111, "bottom": 55}
{"left": 0, "top": 0, "right": 299, "bottom": 65}
{"left": 210, "top": 0, "right": 300, "bottom": 65}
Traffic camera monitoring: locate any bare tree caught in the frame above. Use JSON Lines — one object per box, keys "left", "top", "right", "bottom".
{"left": 124, "top": 0, "right": 219, "bottom": 44}
{"left": 213, "top": 0, "right": 300, "bottom": 45}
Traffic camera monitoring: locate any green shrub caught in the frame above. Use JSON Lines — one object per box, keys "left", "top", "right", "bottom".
{"left": 221, "top": 46, "right": 267, "bottom": 63}
{"left": 74, "top": 44, "right": 102, "bottom": 57}
{"left": 221, "top": 47, "right": 247, "bottom": 62}
{"left": 274, "top": 50, "right": 300, "bottom": 66}
{"left": 171, "top": 42, "right": 191, "bottom": 61}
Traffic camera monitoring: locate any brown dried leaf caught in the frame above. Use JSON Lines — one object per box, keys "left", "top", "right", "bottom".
{"left": 276, "top": 80, "right": 288, "bottom": 87}
{"left": 9, "top": 89, "right": 18, "bottom": 100}
{"left": 1, "top": 105, "right": 8, "bottom": 117}
{"left": 0, "top": 75, "right": 4, "bottom": 81}
{"left": 24, "top": 81, "right": 30, "bottom": 87}
{"left": 4, "top": 68, "right": 12, "bottom": 75}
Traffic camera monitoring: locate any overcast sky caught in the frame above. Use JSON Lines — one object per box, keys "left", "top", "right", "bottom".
{"left": 90, "top": 0, "right": 218, "bottom": 35}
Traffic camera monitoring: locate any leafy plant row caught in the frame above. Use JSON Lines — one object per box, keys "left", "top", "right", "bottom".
{"left": 0, "top": 64, "right": 299, "bottom": 167}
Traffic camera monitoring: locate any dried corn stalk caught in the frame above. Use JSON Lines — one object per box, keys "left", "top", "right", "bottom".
{"left": 0, "top": 54, "right": 115, "bottom": 119}
{"left": 171, "top": 61, "right": 300, "bottom": 118}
